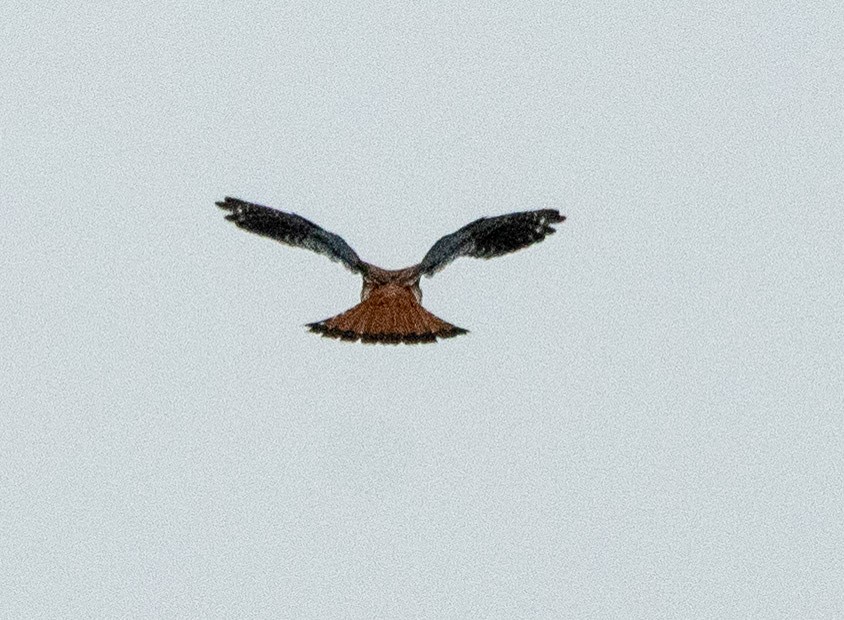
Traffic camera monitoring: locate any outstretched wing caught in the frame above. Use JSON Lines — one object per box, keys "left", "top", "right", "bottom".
{"left": 216, "top": 197, "right": 364, "bottom": 274}
{"left": 418, "top": 209, "right": 565, "bottom": 277}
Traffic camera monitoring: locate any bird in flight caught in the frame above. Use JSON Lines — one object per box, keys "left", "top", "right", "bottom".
{"left": 217, "top": 197, "right": 565, "bottom": 344}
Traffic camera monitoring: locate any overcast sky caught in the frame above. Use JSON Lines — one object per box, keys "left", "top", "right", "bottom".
{"left": 2, "top": 2, "right": 842, "bottom": 618}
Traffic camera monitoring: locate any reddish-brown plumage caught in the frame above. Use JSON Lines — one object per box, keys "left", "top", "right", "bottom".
{"left": 307, "top": 284, "right": 467, "bottom": 344}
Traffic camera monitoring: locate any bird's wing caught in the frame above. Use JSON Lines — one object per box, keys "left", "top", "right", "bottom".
{"left": 217, "top": 197, "right": 364, "bottom": 274}
{"left": 418, "top": 209, "right": 565, "bottom": 277}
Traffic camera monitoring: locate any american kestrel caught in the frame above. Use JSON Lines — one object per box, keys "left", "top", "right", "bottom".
{"left": 217, "top": 197, "right": 565, "bottom": 344}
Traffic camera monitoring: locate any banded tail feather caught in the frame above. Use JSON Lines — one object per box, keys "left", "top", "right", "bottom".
{"left": 306, "top": 285, "right": 467, "bottom": 344}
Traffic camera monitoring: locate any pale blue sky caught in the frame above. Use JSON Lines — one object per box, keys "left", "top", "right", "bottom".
{"left": 2, "top": 2, "right": 842, "bottom": 617}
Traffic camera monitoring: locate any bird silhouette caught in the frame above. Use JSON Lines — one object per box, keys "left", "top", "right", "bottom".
{"left": 217, "top": 197, "right": 565, "bottom": 344}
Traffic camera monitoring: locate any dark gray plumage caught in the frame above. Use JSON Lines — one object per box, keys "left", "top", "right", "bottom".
{"left": 418, "top": 209, "right": 565, "bottom": 276}
{"left": 216, "top": 197, "right": 364, "bottom": 274}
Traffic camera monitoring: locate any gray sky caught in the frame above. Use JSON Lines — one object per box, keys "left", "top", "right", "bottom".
{"left": 2, "top": 2, "right": 842, "bottom": 618}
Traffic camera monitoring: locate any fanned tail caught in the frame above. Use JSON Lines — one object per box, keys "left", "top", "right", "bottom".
{"left": 306, "top": 286, "right": 467, "bottom": 344}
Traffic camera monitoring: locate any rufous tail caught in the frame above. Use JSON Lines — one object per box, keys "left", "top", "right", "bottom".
{"left": 306, "top": 286, "right": 467, "bottom": 344}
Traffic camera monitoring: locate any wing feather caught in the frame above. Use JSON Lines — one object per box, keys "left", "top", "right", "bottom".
{"left": 216, "top": 197, "right": 363, "bottom": 274}
{"left": 418, "top": 209, "right": 565, "bottom": 277}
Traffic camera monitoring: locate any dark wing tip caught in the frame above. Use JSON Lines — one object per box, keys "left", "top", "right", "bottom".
{"left": 216, "top": 196, "right": 247, "bottom": 211}
{"left": 542, "top": 209, "right": 565, "bottom": 224}
{"left": 217, "top": 197, "right": 253, "bottom": 222}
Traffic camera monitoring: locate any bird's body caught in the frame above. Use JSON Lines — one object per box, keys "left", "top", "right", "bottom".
{"left": 216, "top": 197, "right": 565, "bottom": 344}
